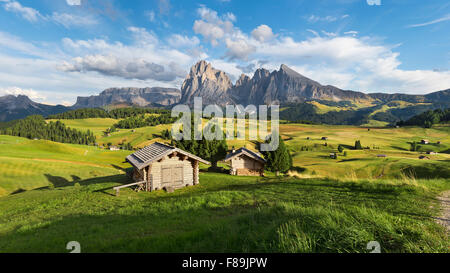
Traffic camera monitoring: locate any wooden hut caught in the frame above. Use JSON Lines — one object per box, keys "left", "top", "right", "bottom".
{"left": 224, "top": 147, "right": 266, "bottom": 176}
{"left": 125, "top": 142, "right": 210, "bottom": 192}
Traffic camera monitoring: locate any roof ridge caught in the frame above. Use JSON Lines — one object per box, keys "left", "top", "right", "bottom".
{"left": 153, "top": 141, "right": 176, "bottom": 149}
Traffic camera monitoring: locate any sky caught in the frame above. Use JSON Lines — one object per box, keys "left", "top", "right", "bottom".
{"left": 0, "top": 0, "right": 449, "bottom": 105}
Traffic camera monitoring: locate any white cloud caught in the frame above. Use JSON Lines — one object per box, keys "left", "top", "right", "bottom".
{"left": 224, "top": 38, "right": 255, "bottom": 61}
{"left": 193, "top": 5, "right": 235, "bottom": 46}
{"left": 367, "top": 0, "right": 381, "bottom": 6}
{"left": 189, "top": 6, "right": 450, "bottom": 94}
{"left": 58, "top": 27, "right": 200, "bottom": 82}
{"left": 0, "top": 86, "right": 46, "bottom": 101}
{"left": 344, "top": 31, "right": 358, "bottom": 37}
{"left": 51, "top": 12, "right": 98, "bottom": 28}
{"left": 306, "top": 29, "right": 319, "bottom": 37}
{"left": 1, "top": 0, "right": 98, "bottom": 28}
{"left": 146, "top": 10, "right": 156, "bottom": 22}
{"left": 3, "top": 1, "right": 42, "bottom": 22}
{"left": 307, "top": 15, "right": 338, "bottom": 23}
{"left": 408, "top": 14, "right": 450, "bottom": 28}
{"left": 167, "top": 34, "right": 200, "bottom": 48}
{"left": 66, "top": 0, "right": 81, "bottom": 6}
{"left": 250, "top": 35, "right": 450, "bottom": 93}
{"left": 251, "top": 25, "right": 274, "bottom": 42}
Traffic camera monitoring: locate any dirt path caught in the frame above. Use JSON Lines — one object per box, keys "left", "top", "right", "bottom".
{"left": 435, "top": 190, "right": 450, "bottom": 234}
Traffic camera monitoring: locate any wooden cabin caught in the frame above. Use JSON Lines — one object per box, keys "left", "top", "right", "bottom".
{"left": 224, "top": 147, "right": 266, "bottom": 176}
{"left": 421, "top": 139, "right": 429, "bottom": 145}
{"left": 125, "top": 142, "right": 210, "bottom": 192}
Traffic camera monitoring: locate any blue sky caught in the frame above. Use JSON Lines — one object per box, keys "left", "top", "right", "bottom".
{"left": 0, "top": 0, "right": 449, "bottom": 105}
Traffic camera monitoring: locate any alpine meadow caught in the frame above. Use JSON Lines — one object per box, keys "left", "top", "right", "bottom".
{"left": 0, "top": 0, "right": 449, "bottom": 258}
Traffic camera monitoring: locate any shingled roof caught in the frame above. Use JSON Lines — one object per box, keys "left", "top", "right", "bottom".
{"left": 126, "top": 142, "right": 210, "bottom": 170}
{"left": 224, "top": 147, "right": 266, "bottom": 163}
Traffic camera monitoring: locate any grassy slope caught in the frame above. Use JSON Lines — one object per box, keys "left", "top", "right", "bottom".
{"left": 0, "top": 122, "right": 449, "bottom": 253}
{"left": 0, "top": 173, "right": 448, "bottom": 253}
{"left": 282, "top": 124, "right": 450, "bottom": 179}
{"left": 47, "top": 118, "right": 118, "bottom": 137}
{"left": 0, "top": 135, "right": 129, "bottom": 196}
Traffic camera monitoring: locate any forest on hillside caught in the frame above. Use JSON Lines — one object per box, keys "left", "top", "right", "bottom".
{"left": 397, "top": 108, "right": 450, "bottom": 128}
{"left": 48, "top": 107, "right": 171, "bottom": 120}
{"left": 0, "top": 115, "right": 96, "bottom": 145}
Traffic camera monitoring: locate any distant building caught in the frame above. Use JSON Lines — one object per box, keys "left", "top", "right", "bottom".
{"left": 421, "top": 139, "right": 429, "bottom": 144}
{"left": 225, "top": 147, "right": 266, "bottom": 176}
{"left": 321, "top": 137, "right": 328, "bottom": 140}
{"left": 426, "top": 151, "right": 437, "bottom": 155}
{"left": 109, "top": 146, "right": 120, "bottom": 151}
{"left": 377, "top": 154, "right": 387, "bottom": 158}
{"left": 419, "top": 156, "right": 430, "bottom": 160}
{"left": 330, "top": 153, "right": 337, "bottom": 159}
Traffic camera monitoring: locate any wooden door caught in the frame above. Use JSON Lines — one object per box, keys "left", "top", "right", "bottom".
{"left": 161, "top": 165, "right": 183, "bottom": 187}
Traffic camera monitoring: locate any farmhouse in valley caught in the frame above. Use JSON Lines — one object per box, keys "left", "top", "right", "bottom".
{"left": 224, "top": 147, "right": 266, "bottom": 176}
{"left": 125, "top": 142, "right": 210, "bottom": 192}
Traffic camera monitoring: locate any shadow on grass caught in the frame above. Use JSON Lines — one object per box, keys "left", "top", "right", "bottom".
{"left": 0, "top": 183, "right": 444, "bottom": 253}
{"left": 42, "top": 173, "right": 132, "bottom": 196}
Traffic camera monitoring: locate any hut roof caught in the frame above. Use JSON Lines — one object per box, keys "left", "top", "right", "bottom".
{"left": 126, "top": 142, "right": 210, "bottom": 170}
{"left": 224, "top": 147, "right": 266, "bottom": 163}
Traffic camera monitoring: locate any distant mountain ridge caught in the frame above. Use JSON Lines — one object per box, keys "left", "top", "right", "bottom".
{"left": 0, "top": 60, "right": 449, "bottom": 122}
{"left": 0, "top": 95, "right": 69, "bottom": 122}
{"left": 180, "top": 61, "right": 449, "bottom": 106}
{"left": 73, "top": 87, "right": 180, "bottom": 109}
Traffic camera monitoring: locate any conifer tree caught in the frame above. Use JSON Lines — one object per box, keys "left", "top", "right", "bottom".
{"left": 262, "top": 134, "right": 292, "bottom": 176}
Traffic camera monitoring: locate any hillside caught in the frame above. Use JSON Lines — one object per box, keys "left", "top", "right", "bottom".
{"left": 0, "top": 119, "right": 449, "bottom": 253}
{"left": 0, "top": 95, "right": 69, "bottom": 122}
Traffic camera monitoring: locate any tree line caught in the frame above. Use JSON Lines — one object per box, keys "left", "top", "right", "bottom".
{"left": 0, "top": 115, "right": 96, "bottom": 145}
{"left": 113, "top": 114, "right": 177, "bottom": 129}
{"left": 48, "top": 107, "right": 171, "bottom": 120}
{"left": 397, "top": 108, "right": 450, "bottom": 128}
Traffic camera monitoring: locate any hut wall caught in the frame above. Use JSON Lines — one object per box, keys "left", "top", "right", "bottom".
{"left": 230, "top": 154, "right": 264, "bottom": 176}
{"left": 149, "top": 154, "right": 194, "bottom": 190}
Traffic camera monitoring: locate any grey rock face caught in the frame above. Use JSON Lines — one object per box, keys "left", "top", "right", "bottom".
{"left": 242, "top": 64, "right": 371, "bottom": 105}
{"left": 73, "top": 87, "right": 181, "bottom": 109}
{"left": 180, "top": 60, "right": 234, "bottom": 106}
{"left": 180, "top": 61, "right": 375, "bottom": 106}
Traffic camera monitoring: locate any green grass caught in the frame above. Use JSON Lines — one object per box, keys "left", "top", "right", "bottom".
{"left": 0, "top": 135, "right": 129, "bottom": 196}
{"left": 48, "top": 118, "right": 118, "bottom": 137}
{"left": 0, "top": 172, "right": 448, "bottom": 253}
{"left": 0, "top": 121, "right": 449, "bottom": 253}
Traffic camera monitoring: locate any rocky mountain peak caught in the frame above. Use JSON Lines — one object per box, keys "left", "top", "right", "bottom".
{"left": 252, "top": 68, "right": 270, "bottom": 81}
{"left": 180, "top": 61, "right": 234, "bottom": 105}
{"left": 236, "top": 74, "right": 251, "bottom": 86}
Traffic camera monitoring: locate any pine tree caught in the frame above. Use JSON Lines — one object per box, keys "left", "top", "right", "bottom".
{"left": 338, "top": 145, "right": 344, "bottom": 153}
{"left": 262, "top": 134, "right": 292, "bottom": 176}
{"left": 355, "top": 140, "right": 362, "bottom": 150}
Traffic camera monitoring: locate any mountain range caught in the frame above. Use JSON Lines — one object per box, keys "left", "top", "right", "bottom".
{"left": 0, "top": 60, "right": 449, "bottom": 123}
{"left": 0, "top": 95, "right": 69, "bottom": 122}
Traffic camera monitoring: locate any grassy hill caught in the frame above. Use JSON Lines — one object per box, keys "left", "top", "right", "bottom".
{"left": 0, "top": 121, "right": 449, "bottom": 253}
{"left": 0, "top": 169, "right": 448, "bottom": 252}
